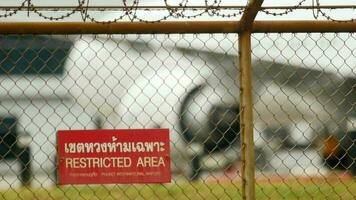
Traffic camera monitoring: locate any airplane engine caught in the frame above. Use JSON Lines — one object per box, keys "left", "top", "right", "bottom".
{"left": 179, "top": 84, "right": 240, "bottom": 180}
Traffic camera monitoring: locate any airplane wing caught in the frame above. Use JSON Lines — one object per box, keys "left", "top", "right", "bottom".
{"left": 176, "top": 47, "right": 356, "bottom": 125}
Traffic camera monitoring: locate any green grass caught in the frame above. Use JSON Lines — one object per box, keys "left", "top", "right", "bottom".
{"left": 0, "top": 178, "right": 355, "bottom": 200}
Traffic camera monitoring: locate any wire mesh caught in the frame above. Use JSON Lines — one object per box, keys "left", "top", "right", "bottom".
{"left": 251, "top": 32, "right": 356, "bottom": 199}
{"left": 0, "top": 32, "right": 355, "bottom": 199}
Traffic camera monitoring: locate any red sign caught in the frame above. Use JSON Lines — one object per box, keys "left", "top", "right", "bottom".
{"left": 57, "top": 129, "right": 170, "bottom": 185}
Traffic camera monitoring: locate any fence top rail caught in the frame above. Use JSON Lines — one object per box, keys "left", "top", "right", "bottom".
{"left": 0, "top": 21, "right": 356, "bottom": 34}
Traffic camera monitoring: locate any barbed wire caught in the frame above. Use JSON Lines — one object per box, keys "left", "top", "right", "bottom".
{"left": 0, "top": 0, "right": 28, "bottom": 18}
{"left": 0, "top": 0, "right": 355, "bottom": 23}
{"left": 312, "top": 0, "right": 355, "bottom": 23}
{"left": 30, "top": 0, "right": 86, "bottom": 21}
{"left": 260, "top": 0, "right": 306, "bottom": 16}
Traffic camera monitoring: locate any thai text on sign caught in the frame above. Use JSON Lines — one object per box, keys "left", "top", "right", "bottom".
{"left": 57, "top": 129, "right": 170, "bottom": 184}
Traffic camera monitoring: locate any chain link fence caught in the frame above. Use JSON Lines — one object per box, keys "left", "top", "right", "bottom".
{"left": 251, "top": 33, "right": 356, "bottom": 198}
{"left": 0, "top": 32, "right": 355, "bottom": 199}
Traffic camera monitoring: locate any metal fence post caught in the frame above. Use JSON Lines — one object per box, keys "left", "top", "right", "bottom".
{"left": 238, "top": 1, "right": 263, "bottom": 199}
{"left": 238, "top": 30, "right": 255, "bottom": 200}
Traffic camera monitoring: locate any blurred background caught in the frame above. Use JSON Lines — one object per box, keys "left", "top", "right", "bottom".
{"left": 0, "top": 1, "right": 355, "bottom": 197}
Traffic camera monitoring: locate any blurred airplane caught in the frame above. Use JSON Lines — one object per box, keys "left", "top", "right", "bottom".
{"left": 0, "top": 1, "right": 356, "bottom": 182}
{"left": 64, "top": 33, "right": 356, "bottom": 178}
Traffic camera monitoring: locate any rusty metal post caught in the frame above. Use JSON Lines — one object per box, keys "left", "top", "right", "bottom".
{"left": 238, "top": 0, "right": 263, "bottom": 200}
{"left": 238, "top": 30, "right": 255, "bottom": 200}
